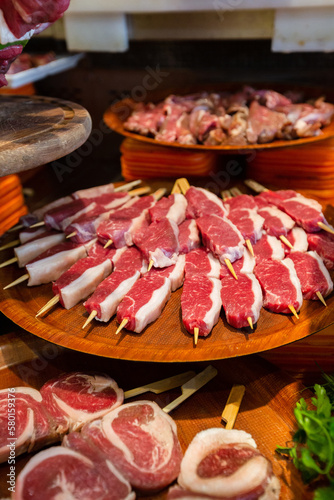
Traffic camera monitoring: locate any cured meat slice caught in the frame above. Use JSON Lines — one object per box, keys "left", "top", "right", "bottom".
{"left": 84, "top": 247, "right": 147, "bottom": 322}
{"left": 220, "top": 249, "right": 255, "bottom": 278}
{"left": 185, "top": 186, "right": 227, "bottom": 219}
{"left": 220, "top": 273, "right": 263, "bottom": 329}
{"left": 196, "top": 214, "right": 245, "bottom": 263}
{"left": 181, "top": 275, "right": 222, "bottom": 337}
{"left": 177, "top": 428, "right": 280, "bottom": 499}
{"left": 14, "top": 230, "right": 66, "bottom": 268}
{"left": 257, "top": 206, "right": 295, "bottom": 237}
{"left": 0, "top": 388, "right": 57, "bottom": 464}
{"left": 227, "top": 208, "right": 264, "bottom": 244}
{"left": 289, "top": 251, "right": 333, "bottom": 300}
{"left": 254, "top": 258, "right": 303, "bottom": 314}
{"left": 307, "top": 231, "right": 334, "bottom": 270}
{"left": 13, "top": 446, "right": 126, "bottom": 500}
{"left": 19, "top": 227, "right": 47, "bottom": 244}
{"left": 81, "top": 400, "right": 183, "bottom": 493}
{"left": 51, "top": 243, "right": 115, "bottom": 310}
{"left": 25, "top": 240, "right": 93, "bottom": 286}
{"left": 134, "top": 218, "right": 179, "bottom": 268}
{"left": 285, "top": 227, "right": 308, "bottom": 254}
{"left": 116, "top": 275, "right": 171, "bottom": 333}
{"left": 149, "top": 193, "right": 187, "bottom": 225}
{"left": 223, "top": 193, "right": 257, "bottom": 211}
{"left": 149, "top": 254, "right": 186, "bottom": 291}
{"left": 40, "top": 372, "right": 124, "bottom": 433}
{"left": 185, "top": 248, "right": 220, "bottom": 279}
{"left": 178, "top": 219, "right": 201, "bottom": 254}
{"left": 44, "top": 198, "right": 92, "bottom": 231}
{"left": 63, "top": 432, "right": 135, "bottom": 500}
{"left": 72, "top": 182, "right": 115, "bottom": 199}
{"left": 278, "top": 195, "right": 326, "bottom": 232}
{"left": 253, "top": 233, "right": 284, "bottom": 263}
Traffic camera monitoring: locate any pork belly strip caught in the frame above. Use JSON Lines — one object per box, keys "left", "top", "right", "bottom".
{"left": 26, "top": 240, "right": 95, "bottom": 286}
{"left": 149, "top": 193, "right": 187, "bottom": 225}
{"left": 181, "top": 275, "right": 222, "bottom": 337}
{"left": 0, "top": 387, "right": 58, "bottom": 464}
{"left": 15, "top": 231, "right": 66, "bottom": 268}
{"left": 254, "top": 258, "right": 303, "bottom": 314}
{"left": 116, "top": 275, "right": 171, "bottom": 333}
{"left": 185, "top": 186, "right": 227, "bottom": 219}
{"left": 52, "top": 245, "right": 114, "bottom": 310}
{"left": 81, "top": 400, "right": 183, "bottom": 493}
{"left": 134, "top": 218, "right": 179, "bottom": 268}
{"left": 178, "top": 219, "right": 201, "bottom": 254}
{"left": 19, "top": 227, "right": 47, "bottom": 244}
{"left": 307, "top": 231, "right": 334, "bottom": 270}
{"left": 257, "top": 205, "right": 295, "bottom": 237}
{"left": 196, "top": 214, "right": 245, "bottom": 263}
{"left": 220, "top": 273, "right": 263, "bottom": 329}
{"left": 177, "top": 428, "right": 280, "bottom": 500}
{"left": 289, "top": 251, "right": 333, "bottom": 300}
{"left": 40, "top": 372, "right": 124, "bottom": 433}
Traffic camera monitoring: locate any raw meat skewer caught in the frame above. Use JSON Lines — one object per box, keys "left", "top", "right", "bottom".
{"left": 0, "top": 239, "right": 20, "bottom": 251}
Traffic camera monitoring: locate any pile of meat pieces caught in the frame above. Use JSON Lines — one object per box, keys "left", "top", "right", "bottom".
{"left": 123, "top": 88, "right": 334, "bottom": 146}
{"left": 1, "top": 372, "right": 280, "bottom": 500}
{"left": 4, "top": 181, "right": 334, "bottom": 338}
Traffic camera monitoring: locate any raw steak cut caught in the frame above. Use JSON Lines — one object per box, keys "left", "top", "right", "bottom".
{"left": 185, "top": 187, "right": 227, "bottom": 219}
{"left": 81, "top": 400, "right": 183, "bottom": 493}
{"left": 307, "top": 231, "right": 334, "bottom": 270}
{"left": 278, "top": 195, "right": 326, "bottom": 232}
{"left": 177, "top": 428, "right": 280, "bottom": 499}
{"left": 149, "top": 254, "right": 186, "bottom": 291}
{"left": 62, "top": 432, "right": 135, "bottom": 500}
{"left": 253, "top": 233, "right": 284, "bottom": 263}
{"left": 40, "top": 372, "right": 124, "bottom": 433}
{"left": 185, "top": 248, "right": 220, "bottom": 279}
{"left": 227, "top": 208, "right": 264, "bottom": 243}
{"left": 134, "top": 218, "right": 179, "bottom": 268}
{"left": 223, "top": 193, "right": 257, "bottom": 211}
{"left": 254, "top": 258, "right": 303, "bottom": 314}
{"left": 289, "top": 251, "right": 333, "bottom": 300}
{"left": 196, "top": 214, "right": 245, "bottom": 263}
{"left": 257, "top": 206, "right": 295, "bottom": 237}
{"left": 13, "top": 446, "right": 126, "bottom": 500}
{"left": 181, "top": 275, "right": 222, "bottom": 337}
{"left": 284, "top": 227, "right": 308, "bottom": 255}
{"left": 149, "top": 193, "right": 187, "bottom": 225}
{"left": 0, "top": 388, "right": 57, "bottom": 464}
{"left": 178, "top": 219, "right": 201, "bottom": 254}
{"left": 220, "top": 249, "right": 255, "bottom": 278}
{"left": 220, "top": 273, "right": 263, "bottom": 329}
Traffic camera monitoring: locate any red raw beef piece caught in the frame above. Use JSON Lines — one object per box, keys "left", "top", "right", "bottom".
{"left": 307, "top": 231, "right": 334, "bottom": 270}
{"left": 254, "top": 258, "right": 303, "bottom": 314}
{"left": 149, "top": 254, "right": 185, "bottom": 291}
{"left": 185, "top": 187, "right": 227, "bottom": 219}
{"left": 289, "top": 251, "right": 333, "bottom": 300}
{"left": 149, "top": 193, "right": 187, "bottom": 225}
{"left": 220, "top": 273, "right": 262, "bottom": 329}
{"left": 0, "top": 387, "right": 58, "bottom": 464}
{"left": 133, "top": 218, "right": 179, "bottom": 268}
{"left": 177, "top": 429, "right": 280, "bottom": 499}
{"left": 82, "top": 400, "right": 183, "bottom": 493}
{"left": 196, "top": 214, "right": 245, "bottom": 263}
{"left": 246, "top": 101, "right": 287, "bottom": 143}
{"left": 219, "top": 249, "right": 255, "bottom": 278}
{"left": 278, "top": 195, "right": 325, "bottom": 232}
{"left": 40, "top": 372, "right": 124, "bottom": 433}
{"left": 14, "top": 446, "right": 125, "bottom": 500}
{"left": 178, "top": 219, "right": 201, "bottom": 254}
{"left": 227, "top": 208, "right": 264, "bottom": 243}
{"left": 184, "top": 248, "right": 220, "bottom": 279}
{"left": 257, "top": 206, "right": 294, "bottom": 237}
{"left": 255, "top": 190, "right": 297, "bottom": 208}
{"left": 253, "top": 233, "right": 284, "bottom": 264}
{"left": 284, "top": 227, "right": 308, "bottom": 255}
{"left": 181, "top": 275, "right": 222, "bottom": 337}
{"left": 224, "top": 194, "right": 257, "bottom": 211}
{"left": 63, "top": 432, "right": 135, "bottom": 500}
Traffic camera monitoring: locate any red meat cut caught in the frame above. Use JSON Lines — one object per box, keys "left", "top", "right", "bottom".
{"left": 133, "top": 218, "right": 179, "bottom": 268}
{"left": 289, "top": 251, "right": 333, "bottom": 301}
{"left": 81, "top": 400, "right": 183, "bottom": 493}
{"left": 185, "top": 248, "right": 220, "bottom": 279}
{"left": 185, "top": 187, "right": 227, "bottom": 219}
{"left": 307, "top": 231, "right": 334, "bottom": 270}
{"left": 40, "top": 372, "right": 124, "bottom": 433}
{"left": 178, "top": 219, "right": 201, "bottom": 254}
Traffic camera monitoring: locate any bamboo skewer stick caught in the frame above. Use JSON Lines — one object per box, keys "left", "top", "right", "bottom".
{"left": 245, "top": 240, "right": 255, "bottom": 257}
{"left": 224, "top": 258, "right": 238, "bottom": 280}
{"left": 194, "top": 327, "right": 199, "bottom": 346}
{"left": 4, "top": 274, "right": 29, "bottom": 289}
{"left": 279, "top": 235, "right": 294, "bottom": 250}
{"left": 244, "top": 179, "right": 268, "bottom": 193}
{"left": 29, "top": 221, "right": 45, "bottom": 229}
{"left": 128, "top": 186, "right": 151, "bottom": 197}
{"left": 247, "top": 317, "right": 253, "bottom": 329}
{"left": 0, "top": 256, "right": 18, "bottom": 268}
{"left": 7, "top": 224, "right": 24, "bottom": 233}
{"left": 177, "top": 178, "right": 191, "bottom": 195}
{"left": 82, "top": 310, "right": 98, "bottom": 329}
{"left": 147, "top": 260, "right": 154, "bottom": 272}
{"left": 288, "top": 305, "right": 299, "bottom": 319}
{"left": 230, "top": 187, "right": 243, "bottom": 197}
{"left": 153, "top": 188, "right": 167, "bottom": 201}
{"left": 318, "top": 222, "right": 334, "bottom": 235}
{"left": 124, "top": 371, "right": 196, "bottom": 399}
{"left": 171, "top": 180, "right": 181, "bottom": 194}
{"left": 0, "top": 239, "right": 20, "bottom": 251}
{"left": 35, "top": 295, "right": 60, "bottom": 317}
{"left": 115, "top": 318, "right": 128, "bottom": 335}
{"left": 316, "top": 291, "right": 327, "bottom": 307}
{"left": 66, "top": 232, "right": 77, "bottom": 239}
{"left": 114, "top": 179, "right": 142, "bottom": 192}
{"left": 163, "top": 365, "right": 218, "bottom": 414}
{"left": 221, "top": 190, "right": 231, "bottom": 201}
{"left": 104, "top": 240, "right": 113, "bottom": 249}
{"left": 221, "top": 384, "right": 245, "bottom": 429}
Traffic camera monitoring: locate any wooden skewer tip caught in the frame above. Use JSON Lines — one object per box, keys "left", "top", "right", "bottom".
{"left": 247, "top": 317, "right": 253, "bottom": 329}
{"left": 35, "top": 295, "right": 60, "bottom": 317}
{"left": 279, "top": 235, "right": 294, "bottom": 250}
{"left": 0, "top": 256, "right": 18, "bottom": 268}
{"left": 225, "top": 259, "right": 238, "bottom": 280}
{"left": 318, "top": 222, "right": 334, "bottom": 235}
{"left": 82, "top": 310, "right": 98, "bottom": 329}
{"left": 147, "top": 260, "right": 154, "bottom": 272}
{"left": 194, "top": 327, "right": 199, "bottom": 346}
{"left": 66, "top": 232, "right": 77, "bottom": 239}
{"left": 4, "top": 273, "right": 29, "bottom": 290}
{"left": 104, "top": 240, "right": 113, "bottom": 249}
{"left": 29, "top": 221, "right": 45, "bottom": 228}
{"left": 115, "top": 318, "right": 128, "bottom": 335}
{"left": 316, "top": 291, "right": 327, "bottom": 307}
{"left": 245, "top": 240, "right": 255, "bottom": 257}
{"left": 7, "top": 224, "right": 24, "bottom": 233}
{"left": 0, "top": 239, "right": 20, "bottom": 251}
{"left": 288, "top": 305, "right": 299, "bottom": 319}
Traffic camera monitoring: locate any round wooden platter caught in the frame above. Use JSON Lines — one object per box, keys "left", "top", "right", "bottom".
{"left": 0, "top": 95, "right": 92, "bottom": 177}
{"left": 0, "top": 257, "right": 333, "bottom": 362}
{"left": 104, "top": 97, "right": 334, "bottom": 152}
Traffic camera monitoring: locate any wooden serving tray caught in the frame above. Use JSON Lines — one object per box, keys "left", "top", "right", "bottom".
{"left": 0, "top": 347, "right": 314, "bottom": 500}
{"left": 0, "top": 95, "right": 92, "bottom": 177}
